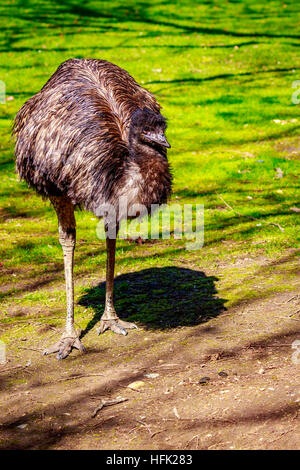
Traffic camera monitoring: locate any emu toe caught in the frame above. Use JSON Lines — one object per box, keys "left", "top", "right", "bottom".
{"left": 43, "top": 330, "right": 86, "bottom": 360}
{"left": 97, "top": 319, "right": 137, "bottom": 336}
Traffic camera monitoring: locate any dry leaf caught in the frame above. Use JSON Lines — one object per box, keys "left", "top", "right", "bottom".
{"left": 127, "top": 380, "right": 145, "bottom": 390}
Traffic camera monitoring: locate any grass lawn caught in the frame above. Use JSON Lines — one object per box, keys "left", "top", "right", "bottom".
{"left": 0, "top": 0, "right": 299, "bottom": 337}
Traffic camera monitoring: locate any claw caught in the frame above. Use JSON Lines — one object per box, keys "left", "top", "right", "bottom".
{"left": 43, "top": 331, "right": 86, "bottom": 360}
{"left": 42, "top": 341, "right": 61, "bottom": 356}
{"left": 97, "top": 319, "right": 137, "bottom": 336}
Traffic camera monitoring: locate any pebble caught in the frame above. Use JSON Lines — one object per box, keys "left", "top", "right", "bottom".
{"left": 144, "top": 373, "right": 159, "bottom": 379}
{"left": 218, "top": 371, "right": 228, "bottom": 377}
{"left": 198, "top": 376, "right": 210, "bottom": 384}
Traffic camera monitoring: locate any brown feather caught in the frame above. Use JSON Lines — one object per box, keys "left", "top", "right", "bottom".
{"left": 13, "top": 59, "right": 172, "bottom": 219}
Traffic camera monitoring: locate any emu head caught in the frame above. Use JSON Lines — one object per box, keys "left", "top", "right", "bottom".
{"left": 129, "top": 107, "right": 171, "bottom": 150}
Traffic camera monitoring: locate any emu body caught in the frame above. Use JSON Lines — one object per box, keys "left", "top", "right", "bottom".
{"left": 13, "top": 59, "right": 172, "bottom": 359}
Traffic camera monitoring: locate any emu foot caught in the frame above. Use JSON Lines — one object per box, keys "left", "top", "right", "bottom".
{"left": 43, "top": 330, "right": 86, "bottom": 360}
{"left": 97, "top": 318, "right": 137, "bottom": 336}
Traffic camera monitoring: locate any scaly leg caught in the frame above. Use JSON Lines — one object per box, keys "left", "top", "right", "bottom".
{"left": 97, "top": 236, "right": 137, "bottom": 336}
{"left": 43, "top": 196, "right": 85, "bottom": 359}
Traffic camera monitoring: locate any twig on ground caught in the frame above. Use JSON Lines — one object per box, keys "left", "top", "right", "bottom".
{"left": 217, "top": 194, "right": 284, "bottom": 232}
{"left": 162, "top": 417, "right": 196, "bottom": 421}
{"left": 128, "top": 426, "right": 138, "bottom": 434}
{"left": 13, "top": 324, "right": 28, "bottom": 333}
{"left": 268, "top": 428, "right": 294, "bottom": 445}
{"left": 135, "top": 419, "right": 152, "bottom": 435}
{"left": 92, "top": 397, "right": 128, "bottom": 418}
{"left": 248, "top": 343, "right": 294, "bottom": 348}
{"left": 151, "top": 363, "right": 183, "bottom": 369}
{"left": 52, "top": 373, "right": 104, "bottom": 385}
{"left": 290, "top": 308, "right": 300, "bottom": 316}
{"left": 0, "top": 364, "right": 29, "bottom": 374}
{"left": 286, "top": 295, "right": 300, "bottom": 303}
{"left": 185, "top": 434, "right": 200, "bottom": 449}
{"left": 150, "top": 429, "right": 166, "bottom": 439}
{"left": 275, "top": 316, "right": 300, "bottom": 322}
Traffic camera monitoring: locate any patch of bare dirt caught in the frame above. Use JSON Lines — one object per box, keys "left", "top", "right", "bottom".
{"left": 275, "top": 138, "right": 300, "bottom": 160}
{"left": 0, "top": 285, "right": 299, "bottom": 450}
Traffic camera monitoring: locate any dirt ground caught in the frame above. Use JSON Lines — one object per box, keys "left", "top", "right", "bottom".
{"left": 0, "top": 270, "right": 299, "bottom": 450}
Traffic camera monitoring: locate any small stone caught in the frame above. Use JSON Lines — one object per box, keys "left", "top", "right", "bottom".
{"left": 144, "top": 373, "right": 159, "bottom": 379}
{"left": 17, "top": 424, "right": 27, "bottom": 429}
{"left": 218, "top": 371, "right": 228, "bottom": 377}
{"left": 199, "top": 376, "right": 210, "bottom": 384}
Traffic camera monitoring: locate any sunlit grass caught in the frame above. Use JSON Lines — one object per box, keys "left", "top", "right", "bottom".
{"left": 0, "top": 0, "right": 299, "bottom": 334}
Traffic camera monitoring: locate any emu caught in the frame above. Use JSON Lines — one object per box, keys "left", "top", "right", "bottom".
{"left": 13, "top": 59, "right": 172, "bottom": 360}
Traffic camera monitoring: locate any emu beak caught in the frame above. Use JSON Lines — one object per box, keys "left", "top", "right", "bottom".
{"left": 159, "top": 135, "right": 171, "bottom": 148}
{"left": 142, "top": 133, "right": 171, "bottom": 148}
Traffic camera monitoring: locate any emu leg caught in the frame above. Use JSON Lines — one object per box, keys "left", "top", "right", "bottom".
{"left": 97, "top": 237, "right": 137, "bottom": 336}
{"left": 43, "top": 197, "right": 85, "bottom": 359}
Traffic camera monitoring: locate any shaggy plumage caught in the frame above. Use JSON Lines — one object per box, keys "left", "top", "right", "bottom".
{"left": 13, "top": 59, "right": 172, "bottom": 218}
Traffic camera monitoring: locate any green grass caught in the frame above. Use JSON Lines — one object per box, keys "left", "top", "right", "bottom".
{"left": 0, "top": 0, "right": 300, "bottom": 336}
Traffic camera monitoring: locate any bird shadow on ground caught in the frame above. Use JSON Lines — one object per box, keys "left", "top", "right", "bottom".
{"left": 79, "top": 266, "right": 227, "bottom": 336}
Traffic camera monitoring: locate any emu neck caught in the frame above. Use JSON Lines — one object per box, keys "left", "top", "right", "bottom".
{"left": 130, "top": 139, "right": 166, "bottom": 161}
{"left": 128, "top": 142, "right": 170, "bottom": 208}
